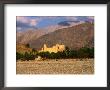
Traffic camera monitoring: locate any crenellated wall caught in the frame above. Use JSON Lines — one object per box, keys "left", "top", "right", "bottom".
{"left": 40, "top": 44, "right": 65, "bottom": 53}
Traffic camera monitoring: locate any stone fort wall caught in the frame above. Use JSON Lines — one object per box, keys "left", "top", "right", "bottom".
{"left": 40, "top": 44, "right": 65, "bottom": 53}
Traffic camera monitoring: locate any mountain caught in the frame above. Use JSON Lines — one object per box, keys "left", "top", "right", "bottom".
{"left": 29, "top": 22, "right": 94, "bottom": 50}
{"left": 58, "top": 20, "right": 80, "bottom": 26}
{"left": 17, "top": 21, "right": 84, "bottom": 44}
{"left": 17, "top": 27, "right": 58, "bottom": 44}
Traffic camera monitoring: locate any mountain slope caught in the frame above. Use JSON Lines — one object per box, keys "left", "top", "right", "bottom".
{"left": 30, "top": 22, "right": 94, "bottom": 50}
{"left": 17, "top": 28, "right": 57, "bottom": 44}
{"left": 17, "top": 21, "right": 85, "bottom": 44}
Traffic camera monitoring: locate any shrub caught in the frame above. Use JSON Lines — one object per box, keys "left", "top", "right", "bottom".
{"left": 16, "top": 47, "right": 94, "bottom": 61}
{"left": 16, "top": 52, "right": 24, "bottom": 60}
{"left": 25, "top": 43, "right": 30, "bottom": 48}
{"left": 24, "top": 52, "right": 35, "bottom": 60}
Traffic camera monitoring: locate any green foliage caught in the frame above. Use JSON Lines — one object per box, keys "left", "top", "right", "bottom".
{"left": 16, "top": 52, "right": 35, "bottom": 61}
{"left": 77, "top": 47, "right": 94, "bottom": 58}
{"left": 16, "top": 47, "right": 94, "bottom": 61}
{"left": 32, "top": 48, "right": 38, "bottom": 55}
{"left": 24, "top": 52, "right": 35, "bottom": 60}
{"left": 65, "top": 46, "right": 70, "bottom": 51}
{"left": 25, "top": 43, "right": 30, "bottom": 48}
{"left": 16, "top": 52, "right": 24, "bottom": 60}
{"left": 32, "top": 48, "right": 36, "bottom": 53}
{"left": 38, "top": 51, "right": 52, "bottom": 59}
{"left": 37, "top": 47, "right": 94, "bottom": 59}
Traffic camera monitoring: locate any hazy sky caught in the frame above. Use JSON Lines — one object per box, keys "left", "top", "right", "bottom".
{"left": 16, "top": 16, "right": 94, "bottom": 31}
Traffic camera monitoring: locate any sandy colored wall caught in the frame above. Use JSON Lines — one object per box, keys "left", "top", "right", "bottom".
{"left": 40, "top": 44, "right": 65, "bottom": 53}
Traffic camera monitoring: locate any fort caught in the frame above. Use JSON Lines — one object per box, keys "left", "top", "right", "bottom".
{"left": 40, "top": 44, "right": 65, "bottom": 53}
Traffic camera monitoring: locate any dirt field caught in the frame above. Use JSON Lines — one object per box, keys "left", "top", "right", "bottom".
{"left": 16, "top": 59, "right": 94, "bottom": 74}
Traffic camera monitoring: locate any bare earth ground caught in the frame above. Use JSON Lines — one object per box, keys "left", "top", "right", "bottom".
{"left": 16, "top": 59, "right": 94, "bottom": 74}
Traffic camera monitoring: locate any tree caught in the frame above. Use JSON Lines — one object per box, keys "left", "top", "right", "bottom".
{"left": 24, "top": 52, "right": 35, "bottom": 60}
{"left": 32, "top": 48, "right": 37, "bottom": 55}
{"left": 77, "top": 47, "right": 94, "bottom": 58}
{"left": 68, "top": 50, "right": 77, "bottom": 58}
{"left": 16, "top": 52, "right": 23, "bottom": 60}
{"left": 65, "top": 46, "right": 70, "bottom": 51}
{"left": 16, "top": 52, "right": 24, "bottom": 60}
{"left": 88, "top": 47, "right": 94, "bottom": 58}
{"left": 50, "top": 52, "right": 56, "bottom": 59}
{"left": 25, "top": 43, "right": 30, "bottom": 48}
{"left": 33, "top": 47, "right": 94, "bottom": 59}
